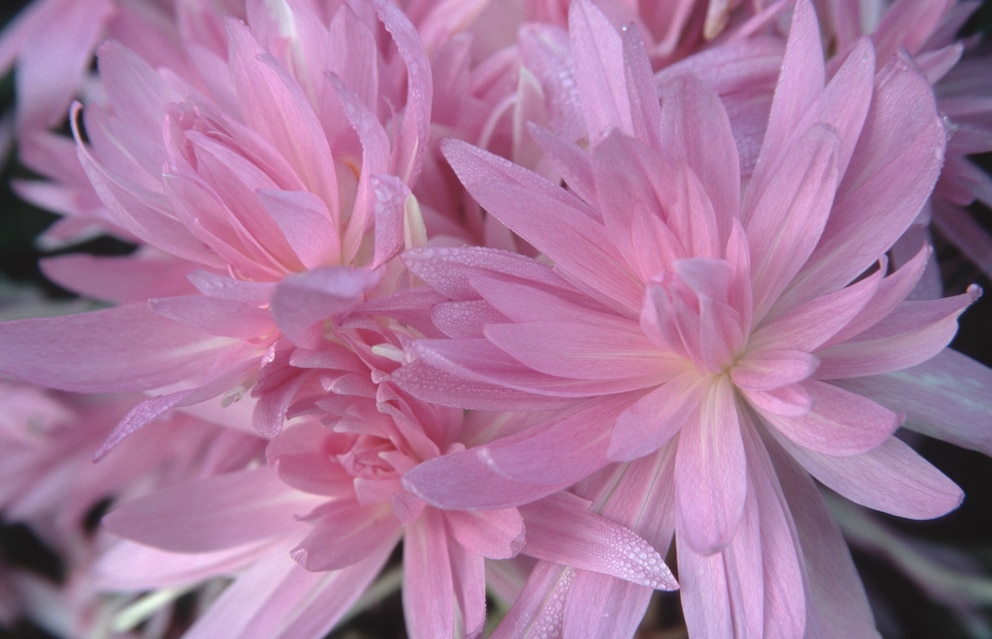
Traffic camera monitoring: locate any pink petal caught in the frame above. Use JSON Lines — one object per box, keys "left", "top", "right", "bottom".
{"left": 609, "top": 373, "right": 702, "bottom": 462}
{"left": 446, "top": 508, "right": 525, "bottom": 560}
{"left": 675, "top": 534, "right": 733, "bottom": 637}
{"left": 40, "top": 253, "right": 196, "bottom": 303}
{"left": 657, "top": 74, "right": 740, "bottom": 243}
{"left": 766, "top": 439, "right": 878, "bottom": 638}
{"left": 675, "top": 376, "right": 747, "bottom": 554}
{"left": 401, "top": 338, "right": 656, "bottom": 401}
{"left": 402, "top": 245, "right": 570, "bottom": 300}
{"left": 93, "top": 539, "right": 269, "bottom": 591}
{"left": 373, "top": 0, "right": 432, "bottom": 183}
{"left": 269, "top": 266, "right": 382, "bottom": 348}
{"left": 779, "top": 434, "right": 962, "bottom": 519}
{"left": 568, "top": 0, "right": 631, "bottom": 142}
{"left": 403, "top": 510, "right": 455, "bottom": 639}
{"left": 148, "top": 295, "right": 274, "bottom": 339}
{"left": 441, "top": 138, "right": 642, "bottom": 311}
{"left": 759, "top": 380, "right": 899, "bottom": 456}
{"left": 741, "top": 424, "right": 807, "bottom": 638}
{"left": 225, "top": 18, "right": 338, "bottom": 208}
{"left": 836, "top": 349, "right": 992, "bottom": 455}
{"left": 753, "top": 0, "right": 824, "bottom": 175}
{"left": 13, "top": 0, "right": 113, "bottom": 132}
{"left": 790, "top": 52, "right": 945, "bottom": 303}
{"left": 815, "top": 287, "right": 980, "bottom": 379}
{"left": 403, "top": 397, "right": 632, "bottom": 509}
{"left": 490, "top": 563, "right": 574, "bottom": 639}
{"left": 749, "top": 252, "right": 883, "bottom": 353}
{"left": 257, "top": 189, "right": 340, "bottom": 269}
{"left": 291, "top": 501, "right": 399, "bottom": 571}
{"left": 731, "top": 349, "right": 820, "bottom": 391}
{"left": 448, "top": 539, "right": 487, "bottom": 638}
{"left": 0, "top": 304, "right": 237, "bottom": 393}
{"left": 183, "top": 538, "right": 391, "bottom": 639}
{"left": 824, "top": 245, "right": 930, "bottom": 346}
{"left": 484, "top": 320, "right": 669, "bottom": 381}
{"left": 563, "top": 571, "right": 653, "bottom": 638}
{"left": 746, "top": 123, "right": 840, "bottom": 321}
{"left": 520, "top": 492, "right": 677, "bottom": 589}
{"left": 740, "top": 383, "right": 812, "bottom": 418}
{"left": 103, "top": 468, "right": 319, "bottom": 552}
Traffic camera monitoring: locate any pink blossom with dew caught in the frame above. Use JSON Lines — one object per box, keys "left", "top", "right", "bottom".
{"left": 796, "top": 0, "right": 992, "bottom": 282}
{"left": 0, "top": 0, "right": 437, "bottom": 449}
{"left": 100, "top": 373, "right": 676, "bottom": 639}
{"left": 0, "top": 377, "right": 266, "bottom": 639}
{"left": 395, "top": 0, "right": 985, "bottom": 634}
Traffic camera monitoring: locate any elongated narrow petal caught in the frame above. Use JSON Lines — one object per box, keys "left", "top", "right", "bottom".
{"left": 759, "top": 380, "right": 899, "bottom": 456}
{"left": 779, "top": 435, "right": 962, "bottom": 519}
{"left": 404, "top": 396, "right": 631, "bottom": 509}
{"left": 484, "top": 320, "right": 667, "bottom": 381}
{"left": 441, "top": 138, "right": 642, "bottom": 311}
{"left": 675, "top": 376, "right": 747, "bottom": 555}
{"left": 520, "top": 492, "right": 677, "bottom": 590}
{"left": 836, "top": 349, "right": 992, "bottom": 455}
{"left": 103, "top": 468, "right": 319, "bottom": 552}
{"left": 0, "top": 304, "right": 236, "bottom": 393}
{"left": 403, "top": 510, "right": 455, "bottom": 639}
{"left": 568, "top": 0, "right": 631, "bottom": 142}
{"left": 766, "top": 439, "right": 878, "bottom": 638}
{"left": 609, "top": 373, "right": 702, "bottom": 461}
{"left": 815, "top": 287, "right": 980, "bottom": 379}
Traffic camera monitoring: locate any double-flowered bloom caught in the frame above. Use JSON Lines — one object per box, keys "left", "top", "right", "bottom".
{"left": 0, "top": 0, "right": 991, "bottom": 637}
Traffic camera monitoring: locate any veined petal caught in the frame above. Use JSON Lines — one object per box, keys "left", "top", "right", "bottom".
{"left": 731, "top": 349, "right": 820, "bottom": 391}
{"left": 403, "top": 396, "right": 633, "bottom": 509}
{"left": 815, "top": 287, "right": 980, "bottom": 379}
{"left": 520, "top": 492, "right": 677, "bottom": 589}
{"left": 740, "top": 383, "right": 813, "bottom": 418}
{"left": 751, "top": 0, "right": 824, "bottom": 181}
{"left": 759, "top": 380, "right": 899, "bottom": 456}
{"left": 403, "top": 510, "right": 454, "bottom": 639}
{"left": 484, "top": 320, "right": 670, "bottom": 381}
{"left": 441, "top": 138, "right": 642, "bottom": 311}
{"left": 765, "top": 438, "right": 878, "bottom": 638}
{"left": 741, "top": 423, "right": 807, "bottom": 639}
{"left": 657, "top": 74, "right": 740, "bottom": 243}
{"left": 609, "top": 373, "right": 703, "bottom": 462}
{"left": 787, "top": 52, "right": 945, "bottom": 304}
{"left": 269, "top": 266, "right": 382, "bottom": 348}
{"left": 0, "top": 304, "right": 237, "bottom": 393}
{"left": 746, "top": 124, "right": 840, "bottom": 322}
{"left": 183, "top": 538, "right": 391, "bottom": 639}
{"left": 675, "top": 375, "right": 747, "bottom": 555}
{"left": 778, "top": 435, "right": 962, "bottom": 519}
{"left": 402, "top": 245, "right": 571, "bottom": 301}
{"left": 750, "top": 263, "right": 883, "bottom": 353}
{"left": 835, "top": 349, "right": 992, "bottom": 455}
{"left": 569, "top": 0, "right": 632, "bottom": 142}
{"left": 103, "top": 468, "right": 320, "bottom": 552}
{"left": 292, "top": 501, "right": 398, "bottom": 572}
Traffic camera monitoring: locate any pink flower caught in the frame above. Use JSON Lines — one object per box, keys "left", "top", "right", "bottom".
{"left": 101, "top": 379, "right": 676, "bottom": 638}
{"left": 0, "top": 0, "right": 434, "bottom": 446}
{"left": 394, "top": 0, "right": 982, "bottom": 633}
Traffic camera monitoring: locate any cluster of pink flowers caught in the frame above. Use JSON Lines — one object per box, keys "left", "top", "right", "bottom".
{"left": 0, "top": 0, "right": 990, "bottom": 637}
